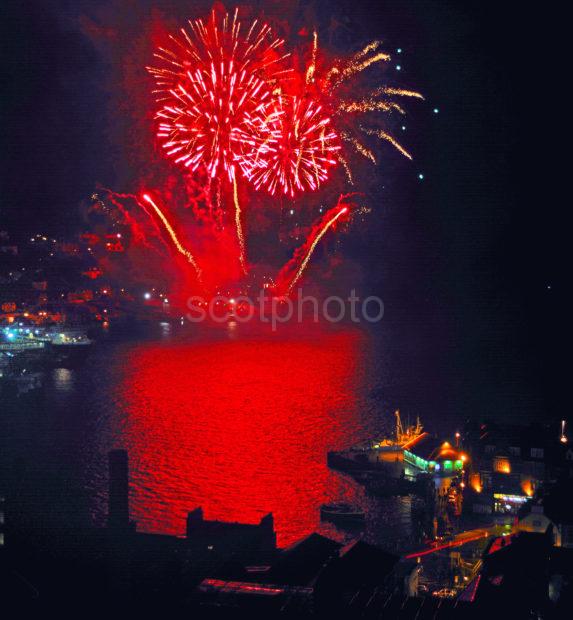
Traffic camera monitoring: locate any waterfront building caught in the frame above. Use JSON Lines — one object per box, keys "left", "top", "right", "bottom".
{"left": 465, "top": 422, "right": 571, "bottom": 515}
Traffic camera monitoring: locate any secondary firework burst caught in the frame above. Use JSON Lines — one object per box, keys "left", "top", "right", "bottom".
{"left": 241, "top": 95, "right": 340, "bottom": 197}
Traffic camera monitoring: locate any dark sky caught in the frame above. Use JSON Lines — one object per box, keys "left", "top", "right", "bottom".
{"left": 0, "top": 1, "right": 566, "bottom": 422}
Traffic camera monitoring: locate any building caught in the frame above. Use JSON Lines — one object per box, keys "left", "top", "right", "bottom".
{"left": 192, "top": 532, "right": 402, "bottom": 617}
{"left": 186, "top": 507, "right": 276, "bottom": 565}
{"left": 404, "top": 435, "right": 467, "bottom": 477}
{"left": 460, "top": 528, "right": 573, "bottom": 616}
{"left": 465, "top": 422, "right": 571, "bottom": 515}
{"left": 518, "top": 479, "right": 573, "bottom": 548}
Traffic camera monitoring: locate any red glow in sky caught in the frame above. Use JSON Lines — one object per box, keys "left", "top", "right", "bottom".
{"left": 98, "top": 5, "right": 420, "bottom": 300}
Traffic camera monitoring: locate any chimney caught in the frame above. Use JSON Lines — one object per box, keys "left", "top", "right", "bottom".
{"left": 108, "top": 450, "right": 129, "bottom": 529}
{"left": 186, "top": 507, "right": 204, "bottom": 537}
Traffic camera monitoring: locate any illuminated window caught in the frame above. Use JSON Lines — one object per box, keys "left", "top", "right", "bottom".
{"left": 509, "top": 446, "right": 521, "bottom": 456}
{"left": 493, "top": 457, "right": 511, "bottom": 474}
{"left": 530, "top": 448, "right": 544, "bottom": 459}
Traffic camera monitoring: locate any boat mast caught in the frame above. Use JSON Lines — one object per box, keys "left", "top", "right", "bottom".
{"left": 395, "top": 410, "right": 404, "bottom": 443}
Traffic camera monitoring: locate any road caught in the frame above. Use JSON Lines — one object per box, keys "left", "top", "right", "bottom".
{"left": 404, "top": 524, "right": 513, "bottom": 559}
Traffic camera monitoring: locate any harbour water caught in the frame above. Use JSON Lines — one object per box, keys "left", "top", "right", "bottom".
{"left": 1, "top": 320, "right": 456, "bottom": 548}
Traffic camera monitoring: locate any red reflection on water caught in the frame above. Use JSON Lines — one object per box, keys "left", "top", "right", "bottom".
{"left": 116, "top": 329, "right": 370, "bottom": 546}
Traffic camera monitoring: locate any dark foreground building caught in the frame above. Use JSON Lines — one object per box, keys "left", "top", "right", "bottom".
{"left": 2, "top": 450, "right": 573, "bottom": 617}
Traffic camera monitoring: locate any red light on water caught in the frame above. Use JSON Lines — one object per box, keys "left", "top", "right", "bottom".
{"left": 112, "top": 329, "right": 370, "bottom": 546}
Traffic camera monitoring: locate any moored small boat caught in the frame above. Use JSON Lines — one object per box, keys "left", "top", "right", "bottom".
{"left": 320, "top": 502, "right": 365, "bottom": 523}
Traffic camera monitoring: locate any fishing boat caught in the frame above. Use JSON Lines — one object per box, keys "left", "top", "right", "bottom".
{"left": 327, "top": 410, "right": 426, "bottom": 473}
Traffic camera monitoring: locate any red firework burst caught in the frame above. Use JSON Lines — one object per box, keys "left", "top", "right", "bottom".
{"left": 148, "top": 8, "right": 289, "bottom": 181}
{"left": 241, "top": 95, "right": 340, "bottom": 197}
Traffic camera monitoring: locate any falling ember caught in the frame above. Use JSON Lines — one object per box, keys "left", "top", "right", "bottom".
{"left": 341, "top": 132, "right": 377, "bottom": 164}
{"left": 337, "top": 154, "right": 354, "bottom": 184}
{"left": 374, "top": 86, "right": 425, "bottom": 99}
{"left": 142, "top": 193, "right": 202, "bottom": 281}
{"left": 325, "top": 40, "right": 390, "bottom": 86}
{"left": 148, "top": 8, "right": 289, "bottom": 181}
{"left": 361, "top": 127, "right": 412, "bottom": 160}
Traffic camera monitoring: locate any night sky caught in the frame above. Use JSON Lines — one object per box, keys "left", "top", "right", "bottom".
{"left": 1, "top": 1, "right": 566, "bottom": 423}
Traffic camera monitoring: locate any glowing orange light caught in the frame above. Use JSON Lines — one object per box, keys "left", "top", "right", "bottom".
{"left": 469, "top": 473, "right": 482, "bottom": 494}
{"left": 521, "top": 479, "right": 534, "bottom": 497}
{"left": 493, "top": 456, "right": 511, "bottom": 474}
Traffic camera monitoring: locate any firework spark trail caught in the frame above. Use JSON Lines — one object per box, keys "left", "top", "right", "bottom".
{"left": 338, "top": 99, "right": 405, "bottom": 114}
{"left": 100, "top": 187, "right": 172, "bottom": 256}
{"left": 142, "top": 193, "right": 203, "bottom": 280}
{"left": 326, "top": 50, "right": 391, "bottom": 87}
{"left": 305, "top": 30, "right": 318, "bottom": 84}
{"left": 100, "top": 190, "right": 157, "bottom": 249}
{"left": 361, "top": 127, "right": 412, "bottom": 159}
{"left": 339, "top": 51, "right": 391, "bottom": 81}
{"left": 374, "top": 86, "right": 424, "bottom": 99}
{"left": 286, "top": 205, "right": 349, "bottom": 293}
{"left": 353, "top": 40, "right": 383, "bottom": 60}
{"left": 276, "top": 195, "right": 356, "bottom": 294}
{"left": 337, "top": 154, "right": 354, "bottom": 184}
{"left": 341, "top": 131, "right": 377, "bottom": 163}
{"left": 232, "top": 176, "right": 247, "bottom": 273}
